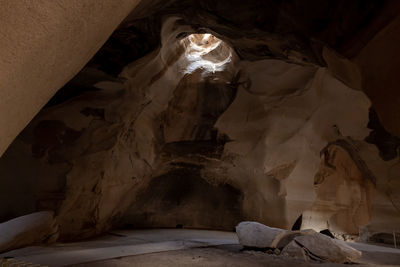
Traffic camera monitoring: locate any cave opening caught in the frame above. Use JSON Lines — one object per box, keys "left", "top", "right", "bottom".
{"left": 181, "top": 33, "right": 233, "bottom": 75}
{"left": 122, "top": 167, "right": 242, "bottom": 231}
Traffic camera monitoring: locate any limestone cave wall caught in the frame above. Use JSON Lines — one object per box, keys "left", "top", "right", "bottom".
{"left": 0, "top": 0, "right": 400, "bottom": 243}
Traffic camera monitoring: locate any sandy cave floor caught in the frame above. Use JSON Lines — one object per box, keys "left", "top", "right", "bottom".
{"left": 70, "top": 245, "right": 400, "bottom": 267}
{"left": 1, "top": 229, "right": 400, "bottom": 267}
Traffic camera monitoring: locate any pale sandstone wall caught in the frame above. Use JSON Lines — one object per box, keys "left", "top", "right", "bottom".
{"left": 0, "top": 0, "right": 142, "bottom": 157}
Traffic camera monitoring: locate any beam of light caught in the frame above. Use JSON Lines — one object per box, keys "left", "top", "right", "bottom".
{"left": 185, "top": 52, "right": 232, "bottom": 75}
{"left": 182, "top": 34, "right": 232, "bottom": 75}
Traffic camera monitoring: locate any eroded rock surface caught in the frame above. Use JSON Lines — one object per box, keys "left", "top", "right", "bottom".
{"left": 237, "top": 222, "right": 361, "bottom": 263}
{"left": 293, "top": 233, "right": 362, "bottom": 263}
{"left": 0, "top": 0, "right": 143, "bottom": 157}
{"left": 236, "top": 222, "right": 285, "bottom": 248}
{"left": 0, "top": 211, "right": 58, "bottom": 253}
{"left": 0, "top": 1, "right": 399, "bottom": 245}
{"left": 282, "top": 240, "right": 309, "bottom": 261}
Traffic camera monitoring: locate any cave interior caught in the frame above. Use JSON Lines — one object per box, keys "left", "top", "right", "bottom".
{"left": 0, "top": 0, "right": 400, "bottom": 266}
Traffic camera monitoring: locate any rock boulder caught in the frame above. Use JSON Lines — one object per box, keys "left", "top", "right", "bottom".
{"left": 236, "top": 221, "right": 285, "bottom": 248}
{"left": 236, "top": 221, "right": 362, "bottom": 263}
{"left": 294, "top": 233, "right": 362, "bottom": 263}
{"left": 0, "top": 211, "right": 59, "bottom": 253}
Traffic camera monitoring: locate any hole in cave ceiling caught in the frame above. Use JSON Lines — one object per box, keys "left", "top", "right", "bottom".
{"left": 181, "top": 33, "right": 233, "bottom": 75}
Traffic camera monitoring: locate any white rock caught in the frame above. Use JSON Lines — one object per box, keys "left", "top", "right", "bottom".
{"left": 281, "top": 240, "right": 309, "bottom": 261}
{"left": 294, "top": 232, "right": 362, "bottom": 263}
{"left": 236, "top": 221, "right": 285, "bottom": 248}
{"left": 0, "top": 211, "right": 59, "bottom": 253}
{"left": 271, "top": 229, "right": 316, "bottom": 248}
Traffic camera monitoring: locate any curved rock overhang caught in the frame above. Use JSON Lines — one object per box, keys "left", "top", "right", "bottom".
{"left": 0, "top": 0, "right": 143, "bottom": 157}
